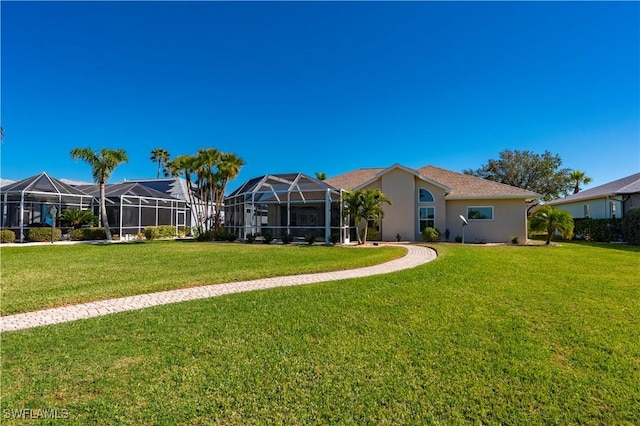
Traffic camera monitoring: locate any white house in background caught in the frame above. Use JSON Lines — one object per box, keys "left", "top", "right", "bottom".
{"left": 546, "top": 173, "right": 640, "bottom": 219}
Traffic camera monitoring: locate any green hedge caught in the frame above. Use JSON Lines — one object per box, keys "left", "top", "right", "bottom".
{"left": 69, "top": 227, "right": 107, "bottom": 241}
{"left": 28, "top": 228, "right": 62, "bottom": 242}
{"left": 573, "top": 218, "right": 623, "bottom": 242}
{"left": 622, "top": 208, "right": 640, "bottom": 245}
{"left": 1, "top": 229, "right": 16, "bottom": 243}
{"left": 143, "top": 225, "right": 177, "bottom": 240}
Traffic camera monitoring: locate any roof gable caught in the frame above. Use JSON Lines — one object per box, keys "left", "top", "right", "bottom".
{"left": 354, "top": 163, "right": 452, "bottom": 193}
{"left": 1, "top": 172, "right": 92, "bottom": 197}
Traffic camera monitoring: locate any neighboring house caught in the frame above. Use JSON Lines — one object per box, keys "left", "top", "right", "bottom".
{"left": 0, "top": 172, "right": 191, "bottom": 242}
{"left": 546, "top": 173, "right": 640, "bottom": 219}
{"left": 0, "top": 172, "right": 96, "bottom": 242}
{"left": 125, "top": 177, "right": 203, "bottom": 228}
{"left": 325, "top": 164, "right": 540, "bottom": 243}
{"left": 74, "top": 182, "right": 190, "bottom": 237}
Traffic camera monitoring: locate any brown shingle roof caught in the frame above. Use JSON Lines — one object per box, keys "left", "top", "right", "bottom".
{"left": 326, "top": 164, "right": 540, "bottom": 199}
{"left": 324, "top": 168, "right": 383, "bottom": 191}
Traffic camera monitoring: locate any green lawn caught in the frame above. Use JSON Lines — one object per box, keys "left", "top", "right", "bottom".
{"left": 0, "top": 241, "right": 404, "bottom": 315}
{"left": 2, "top": 242, "right": 639, "bottom": 424}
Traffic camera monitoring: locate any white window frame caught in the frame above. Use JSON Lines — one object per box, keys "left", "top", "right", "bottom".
{"left": 418, "top": 206, "right": 436, "bottom": 233}
{"left": 467, "top": 206, "right": 494, "bottom": 221}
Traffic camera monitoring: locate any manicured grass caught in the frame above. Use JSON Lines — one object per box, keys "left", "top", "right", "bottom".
{"left": 1, "top": 242, "right": 639, "bottom": 424}
{"left": 0, "top": 241, "right": 404, "bottom": 315}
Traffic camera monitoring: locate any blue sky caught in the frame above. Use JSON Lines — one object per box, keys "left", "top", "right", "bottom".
{"left": 2, "top": 1, "right": 638, "bottom": 193}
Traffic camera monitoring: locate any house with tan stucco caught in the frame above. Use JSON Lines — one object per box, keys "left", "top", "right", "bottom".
{"left": 225, "top": 164, "right": 540, "bottom": 244}
{"left": 325, "top": 164, "right": 540, "bottom": 243}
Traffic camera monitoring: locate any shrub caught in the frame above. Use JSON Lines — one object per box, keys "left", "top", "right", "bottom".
{"left": 330, "top": 233, "right": 341, "bottom": 245}
{"left": 304, "top": 234, "right": 316, "bottom": 245}
{"left": 196, "top": 230, "right": 214, "bottom": 242}
{"left": 281, "top": 234, "right": 294, "bottom": 244}
{"left": 262, "top": 233, "right": 274, "bottom": 244}
{"left": 455, "top": 235, "right": 463, "bottom": 243}
{"left": 421, "top": 227, "right": 441, "bottom": 242}
{"left": 1, "top": 229, "right": 16, "bottom": 243}
{"left": 143, "top": 226, "right": 176, "bottom": 240}
{"left": 622, "top": 207, "right": 640, "bottom": 245}
{"left": 215, "top": 228, "right": 237, "bottom": 242}
{"left": 246, "top": 233, "right": 256, "bottom": 244}
{"left": 143, "top": 227, "right": 160, "bottom": 240}
{"left": 573, "top": 218, "right": 623, "bottom": 242}
{"left": 59, "top": 209, "right": 97, "bottom": 229}
{"left": 510, "top": 236, "right": 519, "bottom": 245}
{"left": 28, "top": 227, "right": 62, "bottom": 242}
{"left": 69, "top": 227, "right": 107, "bottom": 241}
{"left": 395, "top": 233, "right": 402, "bottom": 242}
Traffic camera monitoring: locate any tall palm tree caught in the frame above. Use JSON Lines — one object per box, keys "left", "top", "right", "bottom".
{"left": 167, "top": 154, "right": 200, "bottom": 234}
{"left": 343, "top": 188, "right": 391, "bottom": 244}
{"left": 569, "top": 170, "right": 592, "bottom": 194}
{"left": 529, "top": 205, "right": 574, "bottom": 245}
{"left": 150, "top": 148, "right": 171, "bottom": 179}
{"left": 70, "top": 147, "right": 128, "bottom": 240}
{"left": 213, "top": 152, "right": 245, "bottom": 230}
{"left": 194, "top": 148, "right": 221, "bottom": 231}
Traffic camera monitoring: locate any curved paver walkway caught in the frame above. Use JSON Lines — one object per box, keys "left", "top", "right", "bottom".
{"left": 1, "top": 245, "right": 436, "bottom": 332}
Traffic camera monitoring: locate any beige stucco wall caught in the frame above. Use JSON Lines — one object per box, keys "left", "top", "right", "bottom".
{"left": 356, "top": 167, "right": 530, "bottom": 243}
{"left": 379, "top": 169, "right": 415, "bottom": 241}
{"left": 445, "top": 199, "right": 529, "bottom": 243}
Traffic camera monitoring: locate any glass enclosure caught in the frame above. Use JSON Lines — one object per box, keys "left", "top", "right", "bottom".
{"left": 225, "top": 173, "right": 349, "bottom": 243}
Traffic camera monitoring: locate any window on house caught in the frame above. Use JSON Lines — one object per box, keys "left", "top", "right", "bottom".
{"left": 583, "top": 204, "right": 589, "bottom": 218}
{"left": 419, "top": 207, "right": 435, "bottom": 232}
{"left": 419, "top": 188, "right": 434, "bottom": 203}
{"left": 467, "top": 206, "right": 493, "bottom": 221}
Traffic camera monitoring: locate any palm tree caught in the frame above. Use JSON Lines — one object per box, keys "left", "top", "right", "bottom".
{"left": 569, "top": 170, "right": 592, "bottom": 194}
{"left": 212, "top": 152, "right": 245, "bottom": 230}
{"left": 70, "top": 147, "right": 128, "bottom": 240}
{"left": 315, "top": 172, "right": 327, "bottom": 181}
{"left": 194, "top": 148, "right": 221, "bottom": 231}
{"left": 343, "top": 189, "right": 391, "bottom": 244}
{"left": 150, "top": 148, "right": 171, "bottom": 179}
{"left": 166, "top": 154, "right": 200, "bottom": 234}
{"left": 529, "top": 206, "right": 574, "bottom": 245}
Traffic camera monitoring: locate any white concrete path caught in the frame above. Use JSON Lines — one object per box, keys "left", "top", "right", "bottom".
{"left": 1, "top": 245, "right": 436, "bottom": 332}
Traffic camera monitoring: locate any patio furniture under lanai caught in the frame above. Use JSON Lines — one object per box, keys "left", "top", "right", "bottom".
{"left": 224, "top": 173, "right": 349, "bottom": 243}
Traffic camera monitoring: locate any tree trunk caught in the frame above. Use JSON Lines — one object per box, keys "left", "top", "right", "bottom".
{"left": 362, "top": 221, "right": 369, "bottom": 245}
{"left": 100, "top": 181, "right": 112, "bottom": 240}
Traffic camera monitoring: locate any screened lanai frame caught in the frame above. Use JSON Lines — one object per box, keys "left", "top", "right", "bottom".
{"left": 0, "top": 172, "right": 95, "bottom": 243}
{"left": 76, "top": 183, "right": 191, "bottom": 238}
{"left": 224, "top": 173, "right": 350, "bottom": 243}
